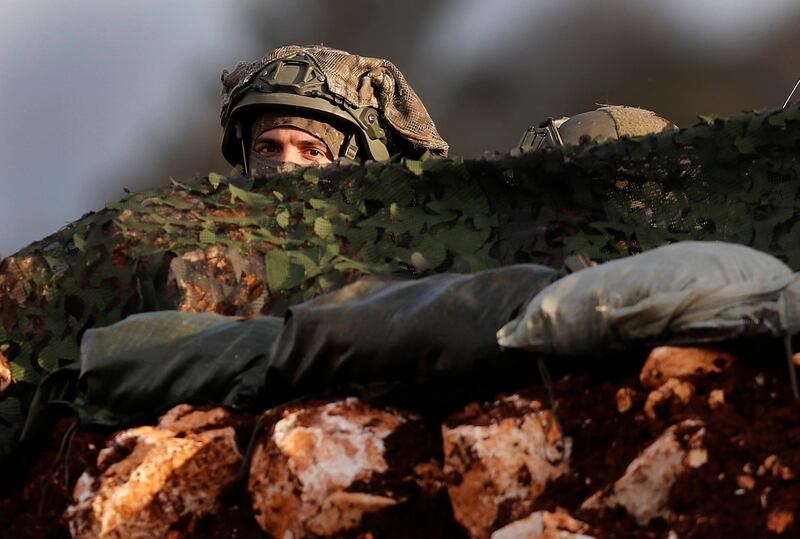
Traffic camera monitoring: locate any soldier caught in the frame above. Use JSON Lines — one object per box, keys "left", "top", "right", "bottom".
{"left": 219, "top": 45, "right": 448, "bottom": 178}
{"left": 519, "top": 105, "right": 677, "bottom": 152}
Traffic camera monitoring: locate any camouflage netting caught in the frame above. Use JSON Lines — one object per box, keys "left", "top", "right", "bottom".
{"left": 1, "top": 104, "right": 800, "bottom": 459}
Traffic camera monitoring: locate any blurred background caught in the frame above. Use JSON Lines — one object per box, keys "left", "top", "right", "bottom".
{"left": 1, "top": 0, "right": 799, "bottom": 256}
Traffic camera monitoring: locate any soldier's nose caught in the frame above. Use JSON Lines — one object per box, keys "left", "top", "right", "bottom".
{"left": 281, "top": 147, "right": 305, "bottom": 165}
{"left": 276, "top": 147, "right": 292, "bottom": 162}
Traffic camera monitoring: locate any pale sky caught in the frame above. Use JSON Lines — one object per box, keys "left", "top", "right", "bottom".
{"left": 425, "top": 0, "right": 799, "bottom": 69}
{"left": 0, "top": 0, "right": 254, "bottom": 254}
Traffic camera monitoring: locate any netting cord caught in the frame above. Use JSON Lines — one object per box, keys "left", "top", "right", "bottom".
{"left": 783, "top": 79, "right": 800, "bottom": 109}
{"left": 784, "top": 335, "right": 799, "bottom": 402}
{"left": 37, "top": 419, "right": 79, "bottom": 517}
{"left": 538, "top": 357, "right": 567, "bottom": 461}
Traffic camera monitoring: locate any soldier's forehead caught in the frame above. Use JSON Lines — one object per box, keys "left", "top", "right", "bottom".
{"left": 255, "top": 126, "right": 327, "bottom": 144}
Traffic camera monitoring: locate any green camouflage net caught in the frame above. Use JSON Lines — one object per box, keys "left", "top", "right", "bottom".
{"left": 0, "top": 157, "right": 496, "bottom": 442}
{"left": 1, "top": 104, "right": 799, "bottom": 455}
{"left": 487, "top": 105, "right": 800, "bottom": 267}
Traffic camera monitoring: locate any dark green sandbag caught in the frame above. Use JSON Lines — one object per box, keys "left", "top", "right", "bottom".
{"left": 266, "top": 264, "right": 558, "bottom": 399}
{"left": 21, "top": 313, "right": 283, "bottom": 442}
{"left": 20, "top": 265, "right": 556, "bottom": 447}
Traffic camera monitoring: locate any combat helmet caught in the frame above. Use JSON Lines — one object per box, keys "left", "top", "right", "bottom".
{"left": 220, "top": 45, "right": 448, "bottom": 169}
{"left": 519, "top": 105, "right": 676, "bottom": 151}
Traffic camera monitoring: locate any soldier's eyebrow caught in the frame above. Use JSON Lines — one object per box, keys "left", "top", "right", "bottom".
{"left": 254, "top": 131, "right": 281, "bottom": 143}
{"left": 252, "top": 133, "right": 284, "bottom": 152}
{"left": 298, "top": 139, "right": 328, "bottom": 150}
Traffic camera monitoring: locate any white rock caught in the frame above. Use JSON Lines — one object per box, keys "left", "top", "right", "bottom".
{"left": 615, "top": 387, "right": 636, "bottom": 414}
{"left": 582, "top": 419, "right": 707, "bottom": 525}
{"left": 0, "top": 351, "right": 11, "bottom": 396}
{"left": 248, "top": 397, "right": 422, "bottom": 538}
{"left": 443, "top": 395, "right": 571, "bottom": 539}
{"left": 306, "top": 492, "right": 398, "bottom": 536}
{"left": 708, "top": 389, "right": 726, "bottom": 410}
{"left": 641, "top": 346, "right": 735, "bottom": 389}
{"left": 644, "top": 378, "right": 694, "bottom": 420}
{"left": 490, "top": 510, "right": 596, "bottom": 539}
{"left": 65, "top": 406, "right": 242, "bottom": 539}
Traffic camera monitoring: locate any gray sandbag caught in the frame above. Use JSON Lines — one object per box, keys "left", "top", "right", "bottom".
{"left": 497, "top": 242, "right": 800, "bottom": 356}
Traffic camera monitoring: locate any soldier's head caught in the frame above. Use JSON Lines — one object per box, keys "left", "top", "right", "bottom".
{"left": 519, "top": 105, "right": 677, "bottom": 151}
{"left": 220, "top": 45, "right": 448, "bottom": 178}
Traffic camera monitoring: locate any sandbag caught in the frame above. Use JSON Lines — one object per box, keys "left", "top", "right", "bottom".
{"left": 21, "top": 264, "right": 557, "bottom": 444}
{"left": 498, "top": 242, "right": 800, "bottom": 356}
{"left": 22, "top": 312, "right": 284, "bottom": 438}
{"left": 265, "top": 264, "right": 558, "bottom": 400}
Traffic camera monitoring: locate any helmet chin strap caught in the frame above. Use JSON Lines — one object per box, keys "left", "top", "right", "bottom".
{"left": 341, "top": 132, "right": 360, "bottom": 160}
{"left": 236, "top": 120, "right": 250, "bottom": 176}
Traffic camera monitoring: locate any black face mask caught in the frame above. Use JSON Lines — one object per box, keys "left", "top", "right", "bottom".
{"left": 247, "top": 153, "right": 302, "bottom": 180}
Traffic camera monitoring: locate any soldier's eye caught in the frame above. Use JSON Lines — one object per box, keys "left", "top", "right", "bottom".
{"left": 255, "top": 142, "right": 279, "bottom": 155}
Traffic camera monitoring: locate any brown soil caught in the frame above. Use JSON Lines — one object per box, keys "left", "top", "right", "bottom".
{"left": 0, "top": 419, "right": 106, "bottom": 539}
{"left": 2, "top": 338, "right": 799, "bottom": 538}
{"left": 525, "top": 338, "right": 800, "bottom": 538}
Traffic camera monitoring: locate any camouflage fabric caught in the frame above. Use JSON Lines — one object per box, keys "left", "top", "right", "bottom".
{"left": 557, "top": 105, "right": 677, "bottom": 145}
{"left": 220, "top": 45, "right": 449, "bottom": 156}
{"left": 250, "top": 111, "right": 346, "bottom": 156}
{"left": 0, "top": 156, "right": 495, "bottom": 458}
{"left": 2, "top": 104, "right": 800, "bottom": 459}
{"left": 494, "top": 104, "right": 800, "bottom": 266}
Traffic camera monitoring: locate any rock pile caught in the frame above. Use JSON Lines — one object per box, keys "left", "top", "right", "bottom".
{"left": 3, "top": 344, "right": 800, "bottom": 538}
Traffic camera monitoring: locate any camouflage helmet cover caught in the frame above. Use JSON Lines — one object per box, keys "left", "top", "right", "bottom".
{"left": 557, "top": 105, "right": 677, "bottom": 145}
{"left": 520, "top": 105, "right": 677, "bottom": 151}
{"left": 220, "top": 45, "right": 449, "bottom": 164}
